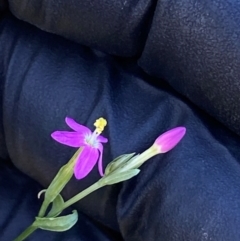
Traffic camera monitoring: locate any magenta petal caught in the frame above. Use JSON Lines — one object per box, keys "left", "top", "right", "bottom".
{"left": 154, "top": 127, "right": 186, "bottom": 153}
{"left": 97, "top": 143, "right": 104, "bottom": 176}
{"left": 97, "top": 135, "right": 108, "bottom": 143}
{"left": 51, "top": 131, "right": 85, "bottom": 147}
{"left": 74, "top": 146, "right": 99, "bottom": 179}
{"left": 65, "top": 117, "right": 91, "bottom": 134}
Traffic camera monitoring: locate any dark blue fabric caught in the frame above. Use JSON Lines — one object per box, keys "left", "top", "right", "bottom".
{"left": 1, "top": 15, "right": 240, "bottom": 240}
{"left": 8, "top": 0, "right": 156, "bottom": 57}
{"left": 0, "top": 0, "right": 7, "bottom": 12}
{"left": 0, "top": 24, "right": 8, "bottom": 160}
{"left": 139, "top": 0, "right": 240, "bottom": 136}
{"left": 7, "top": 0, "right": 240, "bottom": 139}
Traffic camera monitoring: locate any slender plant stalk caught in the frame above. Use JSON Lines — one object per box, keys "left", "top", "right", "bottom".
{"left": 13, "top": 225, "right": 37, "bottom": 241}
{"left": 38, "top": 199, "right": 49, "bottom": 218}
{"left": 14, "top": 148, "right": 106, "bottom": 241}
{"left": 63, "top": 180, "right": 103, "bottom": 209}
{"left": 51, "top": 180, "right": 104, "bottom": 216}
{"left": 13, "top": 179, "right": 105, "bottom": 240}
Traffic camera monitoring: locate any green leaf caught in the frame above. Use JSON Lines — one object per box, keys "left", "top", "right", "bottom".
{"left": 102, "top": 169, "right": 140, "bottom": 185}
{"left": 33, "top": 210, "right": 78, "bottom": 232}
{"left": 105, "top": 153, "right": 136, "bottom": 175}
{"left": 47, "top": 194, "right": 64, "bottom": 218}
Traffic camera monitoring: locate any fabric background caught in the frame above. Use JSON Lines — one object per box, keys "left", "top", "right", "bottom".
{"left": 1, "top": 14, "right": 240, "bottom": 240}
{"left": 139, "top": 0, "right": 240, "bottom": 136}
{"left": 6, "top": 0, "right": 240, "bottom": 136}
{"left": 8, "top": 0, "right": 156, "bottom": 57}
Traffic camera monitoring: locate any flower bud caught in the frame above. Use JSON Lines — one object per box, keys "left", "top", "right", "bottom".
{"left": 153, "top": 127, "right": 186, "bottom": 153}
{"left": 119, "top": 127, "right": 186, "bottom": 170}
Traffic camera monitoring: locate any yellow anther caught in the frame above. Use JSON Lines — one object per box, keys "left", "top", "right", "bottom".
{"left": 94, "top": 117, "right": 107, "bottom": 134}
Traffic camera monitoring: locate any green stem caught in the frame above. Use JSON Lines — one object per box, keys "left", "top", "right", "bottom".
{"left": 38, "top": 199, "right": 49, "bottom": 217}
{"left": 13, "top": 180, "right": 102, "bottom": 241}
{"left": 53, "top": 180, "right": 104, "bottom": 216}
{"left": 120, "top": 147, "right": 157, "bottom": 172}
{"left": 13, "top": 225, "right": 37, "bottom": 241}
{"left": 64, "top": 181, "right": 102, "bottom": 209}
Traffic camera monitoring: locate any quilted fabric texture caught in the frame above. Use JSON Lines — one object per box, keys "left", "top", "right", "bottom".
{"left": 7, "top": 0, "right": 240, "bottom": 138}
{"left": 8, "top": 0, "right": 156, "bottom": 57}
{"left": 139, "top": 0, "right": 240, "bottom": 136}
{"left": 1, "top": 13, "right": 240, "bottom": 241}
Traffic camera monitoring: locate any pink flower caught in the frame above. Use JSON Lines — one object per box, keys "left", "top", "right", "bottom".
{"left": 153, "top": 127, "right": 186, "bottom": 153}
{"left": 51, "top": 117, "right": 108, "bottom": 179}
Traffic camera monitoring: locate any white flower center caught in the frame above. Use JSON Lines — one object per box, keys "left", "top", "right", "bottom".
{"left": 85, "top": 132, "right": 99, "bottom": 148}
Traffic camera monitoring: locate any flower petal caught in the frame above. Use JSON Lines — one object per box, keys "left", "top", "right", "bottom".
{"left": 97, "top": 135, "right": 108, "bottom": 143}
{"left": 154, "top": 127, "right": 186, "bottom": 153}
{"left": 51, "top": 131, "right": 85, "bottom": 147}
{"left": 74, "top": 146, "right": 99, "bottom": 179}
{"left": 97, "top": 143, "right": 104, "bottom": 176}
{"left": 65, "top": 117, "right": 91, "bottom": 134}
